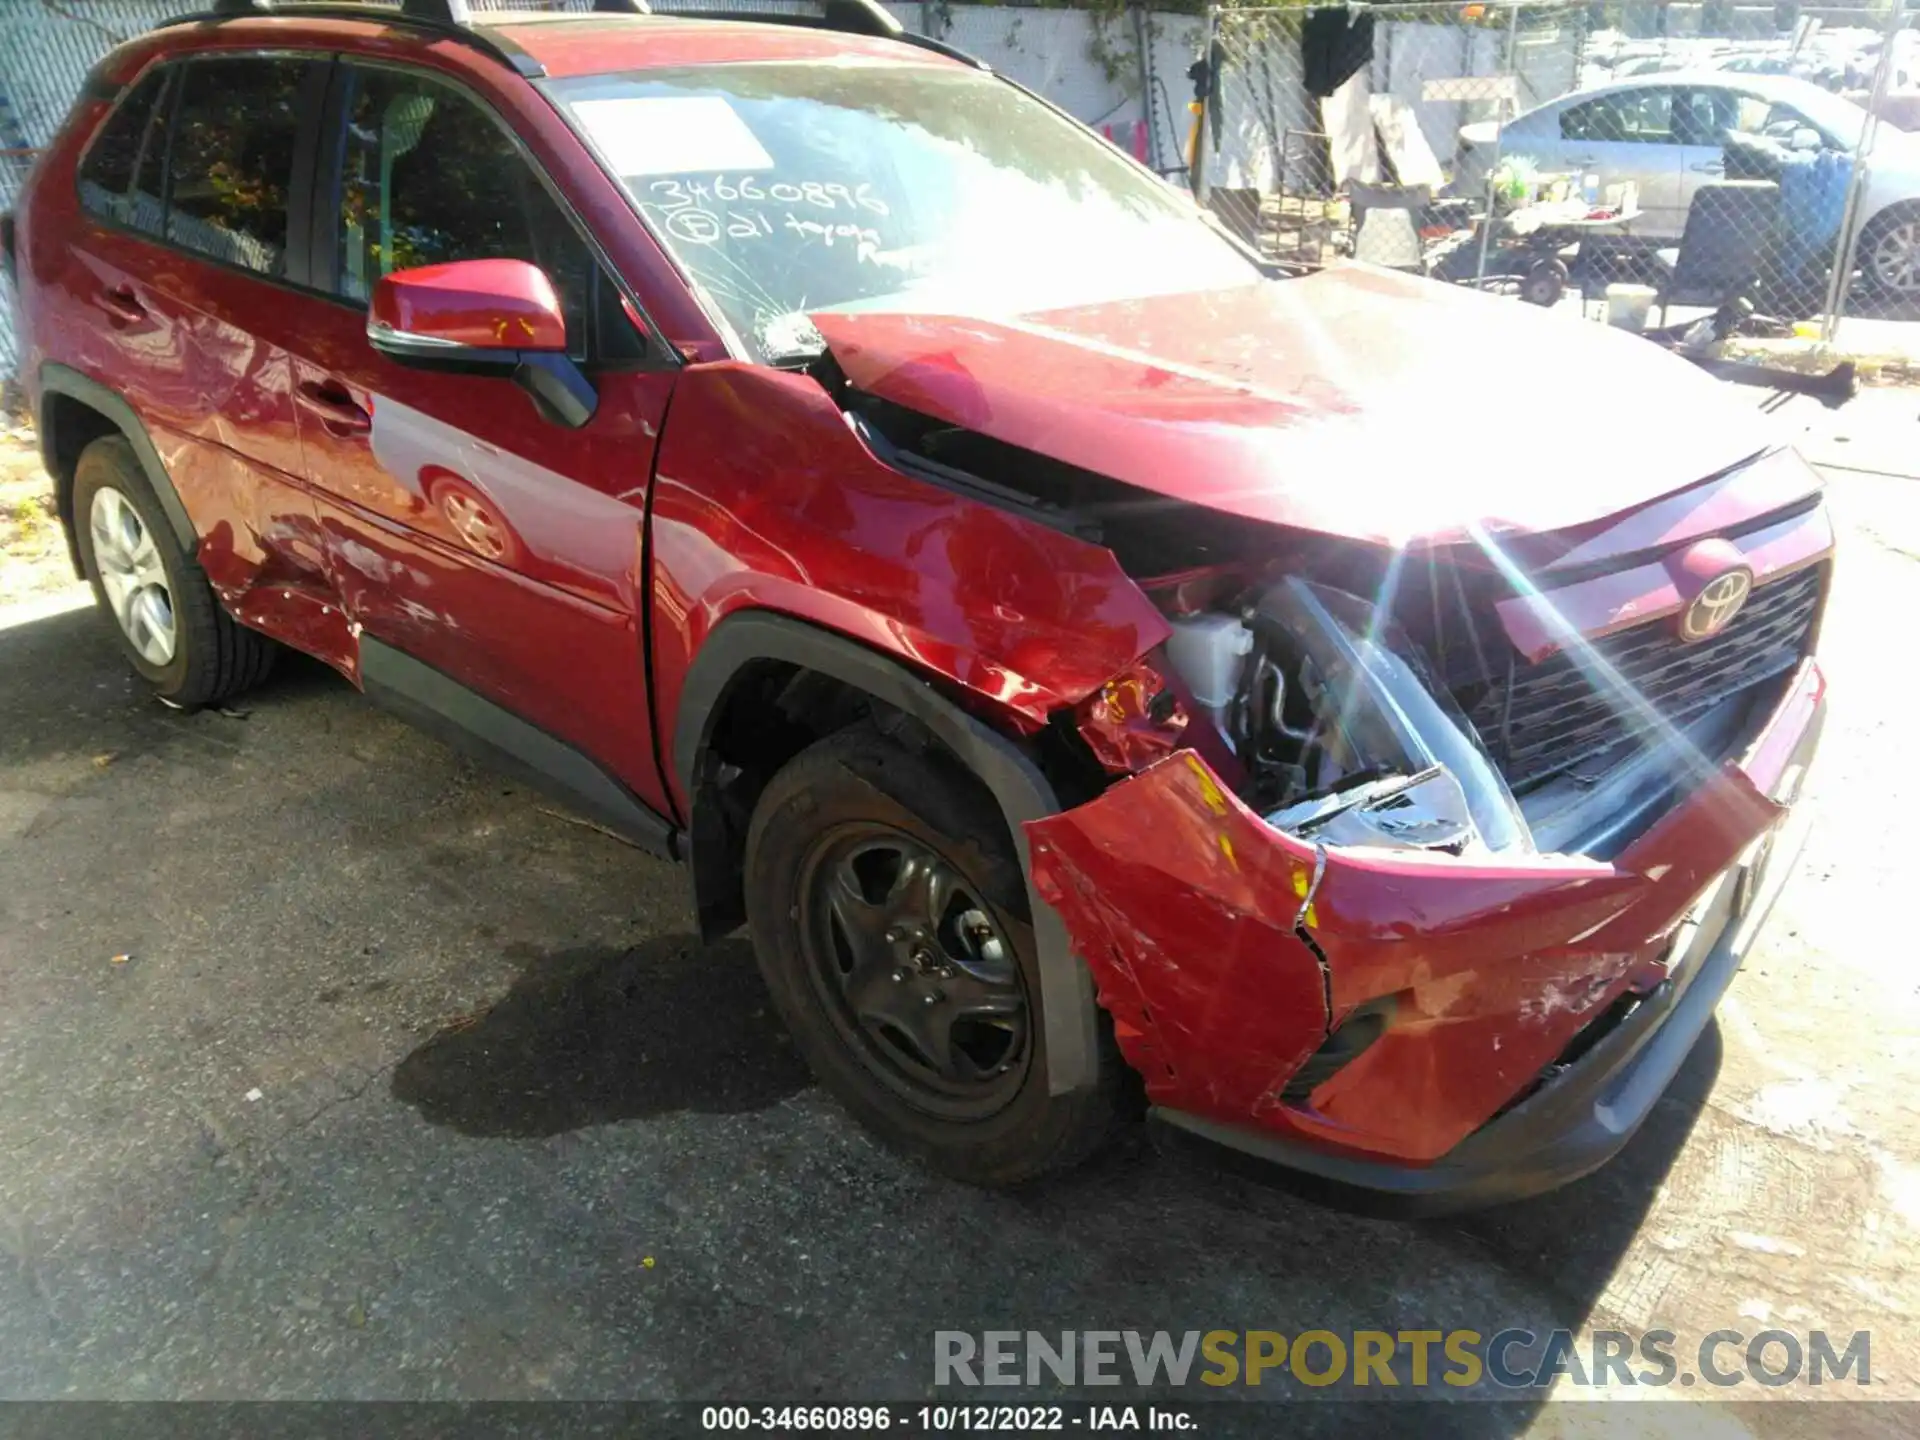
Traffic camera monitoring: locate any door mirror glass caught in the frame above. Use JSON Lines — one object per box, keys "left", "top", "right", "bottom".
{"left": 368, "top": 258, "right": 568, "bottom": 358}
{"left": 1790, "top": 126, "right": 1824, "bottom": 152}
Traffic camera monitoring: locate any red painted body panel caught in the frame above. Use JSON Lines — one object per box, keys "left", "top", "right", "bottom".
{"left": 27, "top": 155, "right": 349, "bottom": 663}
{"left": 1028, "top": 660, "right": 1822, "bottom": 1166}
{"left": 647, "top": 362, "right": 1171, "bottom": 813}
{"left": 812, "top": 273, "right": 1786, "bottom": 554}
{"left": 370, "top": 259, "right": 568, "bottom": 352}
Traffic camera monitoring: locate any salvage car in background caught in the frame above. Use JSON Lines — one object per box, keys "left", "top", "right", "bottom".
{"left": 1459, "top": 71, "right": 1920, "bottom": 295}
{"left": 8, "top": 0, "right": 1829, "bottom": 1210}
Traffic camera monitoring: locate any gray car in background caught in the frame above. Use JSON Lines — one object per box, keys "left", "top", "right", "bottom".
{"left": 1458, "top": 71, "right": 1920, "bottom": 297}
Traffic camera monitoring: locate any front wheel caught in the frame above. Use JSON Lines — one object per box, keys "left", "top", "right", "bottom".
{"left": 743, "top": 727, "right": 1126, "bottom": 1185}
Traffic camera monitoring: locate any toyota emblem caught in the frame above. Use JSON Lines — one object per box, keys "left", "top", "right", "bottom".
{"left": 1679, "top": 568, "right": 1753, "bottom": 642}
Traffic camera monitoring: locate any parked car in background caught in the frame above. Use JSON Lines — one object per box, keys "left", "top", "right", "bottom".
{"left": 1459, "top": 71, "right": 1920, "bottom": 295}
{"left": 7, "top": 0, "right": 1830, "bottom": 1210}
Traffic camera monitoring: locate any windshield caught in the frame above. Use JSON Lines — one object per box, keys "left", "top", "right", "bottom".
{"left": 548, "top": 61, "right": 1261, "bottom": 362}
{"left": 1760, "top": 82, "right": 1873, "bottom": 144}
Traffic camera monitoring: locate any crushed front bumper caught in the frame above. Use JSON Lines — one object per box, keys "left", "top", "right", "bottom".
{"left": 1027, "top": 658, "right": 1825, "bottom": 1210}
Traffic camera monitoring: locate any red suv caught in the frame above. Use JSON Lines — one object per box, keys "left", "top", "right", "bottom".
{"left": 7, "top": 0, "right": 1830, "bottom": 1207}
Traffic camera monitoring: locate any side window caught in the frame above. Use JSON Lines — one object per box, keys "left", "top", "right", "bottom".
{"left": 165, "top": 57, "right": 308, "bottom": 277}
{"left": 1561, "top": 89, "right": 1674, "bottom": 143}
{"left": 334, "top": 65, "right": 643, "bottom": 362}
{"left": 1671, "top": 89, "right": 1721, "bottom": 146}
{"left": 76, "top": 65, "right": 171, "bottom": 235}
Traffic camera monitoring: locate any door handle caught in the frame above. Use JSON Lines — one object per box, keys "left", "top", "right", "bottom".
{"left": 1564, "top": 155, "right": 1596, "bottom": 166}
{"left": 295, "top": 380, "right": 372, "bottom": 435}
{"left": 1690, "top": 160, "right": 1725, "bottom": 174}
{"left": 95, "top": 285, "right": 147, "bottom": 325}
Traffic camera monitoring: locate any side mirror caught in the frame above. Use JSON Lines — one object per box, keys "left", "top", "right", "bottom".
{"left": 1789, "top": 126, "right": 1823, "bottom": 152}
{"left": 368, "top": 259, "right": 596, "bottom": 428}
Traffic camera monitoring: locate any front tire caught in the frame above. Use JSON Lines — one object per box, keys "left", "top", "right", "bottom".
{"left": 744, "top": 727, "right": 1126, "bottom": 1185}
{"left": 72, "top": 436, "right": 275, "bottom": 707}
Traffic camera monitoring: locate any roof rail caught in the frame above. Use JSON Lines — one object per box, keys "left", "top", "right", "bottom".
{"left": 178, "top": 0, "right": 983, "bottom": 78}
{"left": 650, "top": 0, "right": 899, "bottom": 39}
{"left": 160, "top": 1, "right": 548, "bottom": 78}
{"left": 648, "top": 0, "right": 985, "bottom": 63}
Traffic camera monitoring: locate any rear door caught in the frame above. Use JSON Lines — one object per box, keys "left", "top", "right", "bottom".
{"left": 66, "top": 53, "right": 341, "bottom": 654}
{"left": 1556, "top": 85, "right": 1687, "bottom": 234}
{"left": 280, "top": 58, "right": 678, "bottom": 812}
{"left": 1670, "top": 84, "right": 1733, "bottom": 220}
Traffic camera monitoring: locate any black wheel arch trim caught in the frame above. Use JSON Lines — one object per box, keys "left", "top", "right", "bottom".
{"left": 674, "top": 611, "right": 1103, "bottom": 1099}
{"left": 38, "top": 362, "right": 199, "bottom": 562}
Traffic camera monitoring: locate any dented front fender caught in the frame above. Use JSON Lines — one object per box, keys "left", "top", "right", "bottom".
{"left": 1026, "top": 661, "right": 1817, "bottom": 1168}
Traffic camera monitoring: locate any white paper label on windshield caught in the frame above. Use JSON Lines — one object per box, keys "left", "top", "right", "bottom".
{"left": 573, "top": 96, "right": 775, "bottom": 177}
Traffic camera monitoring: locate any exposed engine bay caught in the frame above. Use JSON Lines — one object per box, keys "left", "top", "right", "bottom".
{"left": 829, "top": 372, "right": 1825, "bottom": 867}
{"left": 1164, "top": 578, "right": 1534, "bottom": 859}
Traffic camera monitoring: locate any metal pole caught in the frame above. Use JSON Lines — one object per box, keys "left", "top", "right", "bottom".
{"left": 1133, "top": 1, "right": 1156, "bottom": 172}
{"left": 1820, "top": 0, "right": 1904, "bottom": 345}
{"left": 1192, "top": 5, "right": 1221, "bottom": 200}
{"left": 1474, "top": 3, "right": 1523, "bottom": 288}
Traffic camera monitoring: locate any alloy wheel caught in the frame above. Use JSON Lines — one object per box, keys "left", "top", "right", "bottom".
{"left": 89, "top": 485, "right": 176, "bottom": 666}
{"left": 1868, "top": 218, "right": 1920, "bottom": 296}
{"left": 799, "top": 824, "right": 1031, "bottom": 1119}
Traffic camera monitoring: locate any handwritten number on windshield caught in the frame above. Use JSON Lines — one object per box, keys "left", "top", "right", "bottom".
{"left": 648, "top": 177, "right": 889, "bottom": 217}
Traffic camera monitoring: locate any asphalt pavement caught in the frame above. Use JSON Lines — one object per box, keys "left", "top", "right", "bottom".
{"left": 0, "top": 390, "right": 1915, "bottom": 1437}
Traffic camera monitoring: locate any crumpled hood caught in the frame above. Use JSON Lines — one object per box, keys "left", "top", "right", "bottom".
{"left": 813, "top": 266, "right": 1776, "bottom": 552}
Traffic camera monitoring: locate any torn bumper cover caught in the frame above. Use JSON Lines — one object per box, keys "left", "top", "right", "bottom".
{"left": 1027, "top": 659, "right": 1825, "bottom": 1208}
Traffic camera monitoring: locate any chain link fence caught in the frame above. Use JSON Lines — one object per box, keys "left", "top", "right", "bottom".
{"left": 1198, "top": 0, "right": 1915, "bottom": 353}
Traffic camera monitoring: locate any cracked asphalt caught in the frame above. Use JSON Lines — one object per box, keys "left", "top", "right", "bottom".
{"left": 0, "top": 392, "right": 1916, "bottom": 1436}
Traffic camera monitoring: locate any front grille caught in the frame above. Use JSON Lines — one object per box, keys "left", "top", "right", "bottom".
{"left": 1461, "top": 565, "right": 1823, "bottom": 792}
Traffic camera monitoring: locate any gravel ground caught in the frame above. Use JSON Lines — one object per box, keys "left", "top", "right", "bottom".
{"left": 0, "top": 397, "right": 1915, "bottom": 1437}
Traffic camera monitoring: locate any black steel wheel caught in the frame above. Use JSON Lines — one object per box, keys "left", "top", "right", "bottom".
{"left": 743, "top": 726, "right": 1128, "bottom": 1185}
{"left": 799, "top": 824, "right": 1031, "bottom": 1120}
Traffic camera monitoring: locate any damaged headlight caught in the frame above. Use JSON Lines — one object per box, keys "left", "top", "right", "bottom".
{"left": 1177, "top": 578, "right": 1534, "bottom": 856}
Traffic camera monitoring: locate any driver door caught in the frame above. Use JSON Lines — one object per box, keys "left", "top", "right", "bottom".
{"left": 279, "top": 59, "right": 679, "bottom": 812}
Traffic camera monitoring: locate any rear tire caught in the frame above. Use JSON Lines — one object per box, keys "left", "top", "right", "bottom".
{"left": 72, "top": 436, "right": 275, "bottom": 708}
{"left": 1858, "top": 203, "right": 1920, "bottom": 300}
{"left": 744, "top": 727, "right": 1127, "bottom": 1185}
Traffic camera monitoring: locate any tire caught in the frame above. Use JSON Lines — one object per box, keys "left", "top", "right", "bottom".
{"left": 71, "top": 435, "right": 275, "bottom": 707}
{"left": 1522, "top": 257, "right": 1568, "bottom": 308}
{"left": 744, "top": 727, "right": 1128, "bottom": 1185}
{"left": 1857, "top": 204, "right": 1920, "bottom": 300}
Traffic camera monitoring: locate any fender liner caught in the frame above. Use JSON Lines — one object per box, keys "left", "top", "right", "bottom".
{"left": 38, "top": 362, "right": 198, "bottom": 558}
{"left": 675, "top": 611, "right": 1103, "bottom": 1098}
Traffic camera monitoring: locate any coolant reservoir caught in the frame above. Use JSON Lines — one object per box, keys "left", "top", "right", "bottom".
{"left": 1164, "top": 612, "right": 1253, "bottom": 711}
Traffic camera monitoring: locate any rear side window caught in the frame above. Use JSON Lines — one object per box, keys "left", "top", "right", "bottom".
{"left": 332, "top": 64, "right": 643, "bottom": 362}
{"left": 165, "top": 57, "right": 309, "bottom": 276}
{"left": 76, "top": 66, "right": 171, "bottom": 235}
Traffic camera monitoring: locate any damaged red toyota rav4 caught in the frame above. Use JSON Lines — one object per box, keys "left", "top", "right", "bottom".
{"left": 8, "top": 0, "right": 1828, "bottom": 1209}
